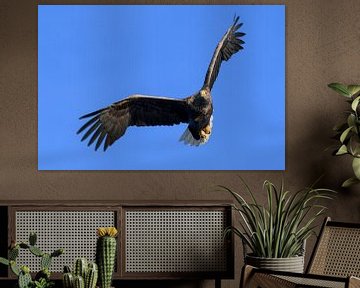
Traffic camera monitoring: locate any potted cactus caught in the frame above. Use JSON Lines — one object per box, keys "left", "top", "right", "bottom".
{"left": 0, "top": 232, "right": 63, "bottom": 288}
{"left": 62, "top": 258, "right": 98, "bottom": 288}
{"left": 96, "top": 227, "right": 118, "bottom": 288}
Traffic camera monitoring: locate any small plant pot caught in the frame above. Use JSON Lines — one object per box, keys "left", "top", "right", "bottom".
{"left": 245, "top": 254, "right": 305, "bottom": 273}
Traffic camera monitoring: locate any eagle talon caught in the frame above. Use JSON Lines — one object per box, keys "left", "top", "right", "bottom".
{"left": 200, "top": 126, "right": 212, "bottom": 140}
{"left": 204, "top": 125, "right": 211, "bottom": 135}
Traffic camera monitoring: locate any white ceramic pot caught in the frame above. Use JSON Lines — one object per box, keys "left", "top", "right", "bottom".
{"left": 245, "top": 254, "right": 305, "bottom": 273}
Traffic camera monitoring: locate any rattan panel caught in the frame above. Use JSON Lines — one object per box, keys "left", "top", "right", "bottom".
{"left": 310, "top": 226, "right": 360, "bottom": 277}
{"left": 15, "top": 211, "right": 115, "bottom": 272}
{"left": 125, "top": 210, "right": 227, "bottom": 273}
{"left": 277, "top": 275, "right": 345, "bottom": 288}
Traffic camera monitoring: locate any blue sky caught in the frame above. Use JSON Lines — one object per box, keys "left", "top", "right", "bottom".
{"left": 38, "top": 5, "right": 285, "bottom": 170}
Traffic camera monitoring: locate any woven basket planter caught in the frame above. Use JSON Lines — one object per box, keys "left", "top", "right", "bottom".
{"left": 245, "top": 254, "right": 305, "bottom": 273}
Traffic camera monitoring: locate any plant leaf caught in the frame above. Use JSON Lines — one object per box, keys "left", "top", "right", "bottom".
{"left": 351, "top": 96, "right": 360, "bottom": 111}
{"left": 349, "top": 135, "right": 360, "bottom": 157}
{"left": 352, "top": 157, "right": 360, "bottom": 179}
{"left": 0, "top": 257, "right": 9, "bottom": 266}
{"left": 342, "top": 177, "right": 360, "bottom": 188}
{"left": 221, "top": 179, "right": 335, "bottom": 258}
{"left": 348, "top": 85, "right": 360, "bottom": 97}
{"left": 340, "top": 126, "right": 353, "bottom": 143}
{"left": 333, "top": 122, "right": 348, "bottom": 132}
{"left": 336, "top": 145, "right": 348, "bottom": 155}
{"left": 347, "top": 114, "right": 358, "bottom": 133}
{"left": 328, "top": 83, "right": 350, "bottom": 97}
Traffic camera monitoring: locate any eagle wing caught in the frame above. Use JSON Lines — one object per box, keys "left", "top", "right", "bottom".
{"left": 203, "top": 16, "right": 245, "bottom": 90}
{"left": 77, "top": 95, "right": 189, "bottom": 151}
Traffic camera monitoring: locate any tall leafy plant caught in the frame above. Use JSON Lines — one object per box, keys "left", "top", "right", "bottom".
{"left": 328, "top": 83, "right": 360, "bottom": 187}
{"left": 222, "top": 179, "right": 334, "bottom": 258}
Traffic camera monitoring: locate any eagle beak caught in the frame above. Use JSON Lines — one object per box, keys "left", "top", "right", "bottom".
{"left": 200, "top": 88, "right": 210, "bottom": 97}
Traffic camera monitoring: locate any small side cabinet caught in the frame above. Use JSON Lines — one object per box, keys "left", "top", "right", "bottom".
{"left": 0, "top": 201, "right": 234, "bottom": 283}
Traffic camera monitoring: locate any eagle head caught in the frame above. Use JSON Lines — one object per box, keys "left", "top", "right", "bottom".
{"left": 200, "top": 87, "right": 210, "bottom": 97}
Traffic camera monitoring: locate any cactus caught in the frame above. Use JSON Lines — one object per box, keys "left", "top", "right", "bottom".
{"left": 85, "top": 263, "right": 98, "bottom": 288}
{"left": 41, "top": 253, "right": 52, "bottom": 270}
{"left": 63, "top": 260, "right": 98, "bottom": 288}
{"left": 21, "top": 265, "right": 30, "bottom": 274}
{"left": 62, "top": 265, "right": 74, "bottom": 288}
{"left": 51, "top": 248, "right": 64, "bottom": 258}
{"left": 19, "top": 243, "right": 30, "bottom": 249}
{"left": 0, "top": 232, "right": 64, "bottom": 288}
{"left": 9, "top": 246, "right": 19, "bottom": 260}
{"left": 29, "top": 245, "right": 44, "bottom": 257}
{"left": 10, "top": 260, "right": 20, "bottom": 276}
{"left": 18, "top": 269, "right": 32, "bottom": 288}
{"left": 64, "top": 265, "right": 72, "bottom": 273}
{"left": 74, "top": 275, "right": 85, "bottom": 288}
{"left": 29, "top": 232, "right": 37, "bottom": 246}
{"left": 74, "top": 258, "right": 88, "bottom": 279}
{"left": 96, "top": 227, "right": 118, "bottom": 288}
{"left": 63, "top": 272, "right": 74, "bottom": 288}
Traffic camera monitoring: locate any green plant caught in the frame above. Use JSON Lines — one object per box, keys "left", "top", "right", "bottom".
{"left": 62, "top": 259, "right": 98, "bottom": 288}
{"left": 0, "top": 232, "right": 63, "bottom": 288}
{"left": 85, "top": 262, "right": 98, "bottom": 288}
{"left": 74, "top": 258, "right": 88, "bottom": 280}
{"left": 329, "top": 83, "right": 360, "bottom": 187}
{"left": 96, "top": 227, "right": 118, "bottom": 288}
{"left": 62, "top": 267, "right": 74, "bottom": 288}
{"left": 32, "top": 278, "right": 54, "bottom": 288}
{"left": 221, "top": 179, "right": 334, "bottom": 258}
{"left": 73, "top": 275, "right": 85, "bottom": 288}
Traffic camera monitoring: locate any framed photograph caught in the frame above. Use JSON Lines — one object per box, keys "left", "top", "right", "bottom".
{"left": 38, "top": 5, "right": 285, "bottom": 170}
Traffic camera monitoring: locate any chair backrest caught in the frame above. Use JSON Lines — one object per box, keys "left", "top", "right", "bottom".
{"left": 307, "top": 217, "right": 360, "bottom": 277}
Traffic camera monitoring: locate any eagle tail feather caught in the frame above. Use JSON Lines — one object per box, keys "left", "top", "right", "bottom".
{"left": 179, "top": 116, "right": 213, "bottom": 146}
{"left": 179, "top": 128, "right": 201, "bottom": 146}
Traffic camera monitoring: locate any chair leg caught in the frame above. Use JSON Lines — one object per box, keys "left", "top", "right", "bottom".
{"left": 215, "top": 278, "right": 221, "bottom": 288}
{"left": 240, "top": 265, "right": 255, "bottom": 288}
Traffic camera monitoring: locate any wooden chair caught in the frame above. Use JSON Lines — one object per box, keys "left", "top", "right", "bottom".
{"left": 241, "top": 217, "right": 360, "bottom": 288}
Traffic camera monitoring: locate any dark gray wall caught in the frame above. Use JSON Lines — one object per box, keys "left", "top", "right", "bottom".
{"left": 1, "top": 1, "right": 360, "bottom": 287}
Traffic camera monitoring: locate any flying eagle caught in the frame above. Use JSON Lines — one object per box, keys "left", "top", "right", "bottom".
{"left": 77, "top": 16, "right": 245, "bottom": 151}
